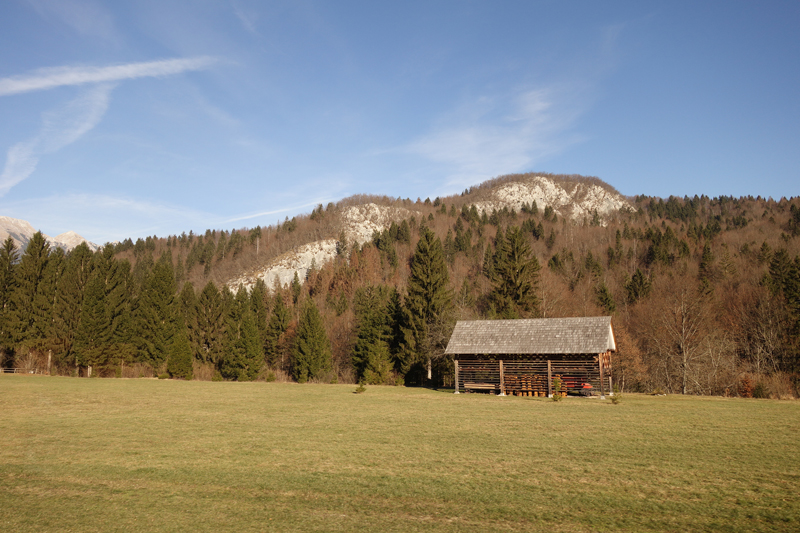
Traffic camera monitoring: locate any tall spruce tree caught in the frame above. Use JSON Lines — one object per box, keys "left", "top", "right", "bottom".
{"left": 352, "top": 284, "right": 394, "bottom": 384}
{"left": 50, "top": 242, "right": 94, "bottom": 364}
{"left": 220, "top": 286, "right": 262, "bottom": 381}
{"left": 131, "top": 252, "right": 177, "bottom": 369}
{"left": 0, "top": 236, "right": 19, "bottom": 355}
{"left": 178, "top": 281, "right": 199, "bottom": 355}
{"left": 31, "top": 247, "right": 65, "bottom": 343}
{"left": 292, "top": 298, "right": 332, "bottom": 383}
{"left": 195, "top": 281, "right": 224, "bottom": 365}
{"left": 167, "top": 316, "right": 194, "bottom": 380}
{"left": 265, "top": 292, "right": 290, "bottom": 368}
{"left": 250, "top": 279, "right": 270, "bottom": 358}
{"left": 7, "top": 232, "right": 51, "bottom": 347}
{"left": 401, "top": 227, "right": 453, "bottom": 382}
{"left": 74, "top": 246, "right": 133, "bottom": 372}
{"left": 489, "top": 226, "right": 541, "bottom": 318}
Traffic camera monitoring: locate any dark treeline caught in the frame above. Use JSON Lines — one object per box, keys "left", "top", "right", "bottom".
{"left": 2, "top": 174, "right": 800, "bottom": 397}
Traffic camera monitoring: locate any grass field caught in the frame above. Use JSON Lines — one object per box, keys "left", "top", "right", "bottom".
{"left": 1, "top": 375, "right": 798, "bottom": 532}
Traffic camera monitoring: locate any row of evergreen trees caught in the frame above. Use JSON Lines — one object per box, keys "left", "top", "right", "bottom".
{"left": 0, "top": 217, "right": 547, "bottom": 386}
{"left": 0, "top": 232, "right": 333, "bottom": 381}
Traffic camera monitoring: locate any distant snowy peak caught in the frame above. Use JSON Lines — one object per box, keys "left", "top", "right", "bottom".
{"left": 0, "top": 216, "right": 38, "bottom": 250}
{"left": 0, "top": 216, "right": 100, "bottom": 253}
{"left": 472, "top": 176, "right": 632, "bottom": 223}
{"left": 50, "top": 231, "right": 101, "bottom": 253}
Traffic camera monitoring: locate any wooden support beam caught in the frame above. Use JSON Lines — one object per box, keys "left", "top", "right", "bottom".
{"left": 599, "top": 352, "right": 606, "bottom": 400}
{"left": 547, "top": 360, "right": 552, "bottom": 397}
{"left": 454, "top": 360, "right": 460, "bottom": 394}
{"left": 498, "top": 359, "right": 506, "bottom": 396}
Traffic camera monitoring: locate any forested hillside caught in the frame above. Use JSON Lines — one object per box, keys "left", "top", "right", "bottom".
{"left": 2, "top": 173, "right": 799, "bottom": 398}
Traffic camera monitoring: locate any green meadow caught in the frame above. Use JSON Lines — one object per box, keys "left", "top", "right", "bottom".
{"left": 1, "top": 375, "right": 798, "bottom": 532}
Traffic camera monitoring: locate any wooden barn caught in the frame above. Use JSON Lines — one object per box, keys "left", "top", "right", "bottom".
{"left": 445, "top": 316, "right": 615, "bottom": 397}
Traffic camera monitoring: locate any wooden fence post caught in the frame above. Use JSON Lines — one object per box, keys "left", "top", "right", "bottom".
{"left": 454, "top": 360, "right": 460, "bottom": 394}
{"left": 547, "top": 360, "right": 552, "bottom": 397}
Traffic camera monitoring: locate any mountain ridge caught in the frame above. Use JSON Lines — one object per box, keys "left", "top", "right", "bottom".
{"left": 0, "top": 216, "right": 100, "bottom": 253}
{"left": 226, "top": 174, "right": 633, "bottom": 291}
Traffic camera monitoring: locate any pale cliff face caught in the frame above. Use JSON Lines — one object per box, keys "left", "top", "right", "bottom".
{"left": 471, "top": 176, "right": 631, "bottom": 224}
{"left": 227, "top": 203, "right": 420, "bottom": 292}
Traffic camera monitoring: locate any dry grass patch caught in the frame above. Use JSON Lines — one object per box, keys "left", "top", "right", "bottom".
{"left": 1, "top": 375, "right": 798, "bottom": 532}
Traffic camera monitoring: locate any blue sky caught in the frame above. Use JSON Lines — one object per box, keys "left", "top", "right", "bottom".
{"left": 0, "top": 1, "right": 798, "bottom": 244}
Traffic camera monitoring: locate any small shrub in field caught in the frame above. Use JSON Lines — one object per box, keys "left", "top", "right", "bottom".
{"left": 753, "top": 382, "right": 770, "bottom": 399}
{"left": 739, "top": 377, "right": 754, "bottom": 398}
{"left": 611, "top": 385, "right": 622, "bottom": 405}
{"left": 158, "top": 373, "right": 169, "bottom": 380}
{"left": 211, "top": 372, "right": 223, "bottom": 382}
{"left": 354, "top": 381, "right": 366, "bottom": 394}
{"left": 266, "top": 371, "right": 276, "bottom": 383}
{"left": 552, "top": 377, "right": 562, "bottom": 401}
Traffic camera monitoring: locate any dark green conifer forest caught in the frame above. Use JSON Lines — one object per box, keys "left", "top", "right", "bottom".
{"left": 1, "top": 173, "right": 799, "bottom": 397}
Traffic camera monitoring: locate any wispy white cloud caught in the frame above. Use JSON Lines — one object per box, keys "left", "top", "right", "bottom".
{"left": 404, "top": 85, "right": 588, "bottom": 192}
{"left": 0, "top": 56, "right": 218, "bottom": 97}
{"left": 0, "top": 83, "right": 113, "bottom": 196}
{"left": 224, "top": 199, "right": 335, "bottom": 224}
{"left": 27, "top": 0, "right": 118, "bottom": 42}
{"left": 0, "top": 192, "right": 340, "bottom": 244}
{"left": 230, "top": 1, "right": 259, "bottom": 34}
{"left": 0, "top": 193, "right": 217, "bottom": 244}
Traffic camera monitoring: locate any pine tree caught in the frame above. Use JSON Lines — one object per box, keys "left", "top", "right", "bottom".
{"left": 291, "top": 271, "right": 302, "bottom": 303}
{"left": 397, "top": 219, "right": 411, "bottom": 244}
{"left": 30, "top": 247, "right": 65, "bottom": 343}
{"left": 698, "top": 243, "right": 715, "bottom": 294}
{"left": 220, "top": 287, "right": 262, "bottom": 381}
{"left": 50, "top": 242, "right": 94, "bottom": 364}
{"left": 482, "top": 245, "right": 495, "bottom": 280}
{"left": 401, "top": 227, "right": 453, "bottom": 382}
{"left": 195, "top": 281, "right": 224, "bottom": 365}
{"left": 0, "top": 237, "right": 19, "bottom": 353}
{"left": 250, "top": 279, "right": 270, "bottom": 357}
{"left": 74, "top": 247, "right": 134, "bottom": 372}
{"left": 489, "top": 226, "right": 541, "bottom": 318}
{"left": 167, "top": 317, "right": 194, "bottom": 380}
{"left": 131, "top": 252, "right": 177, "bottom": 369}
{"left": 545, "top": 229, "right": 557, "bottom": 250}
{"left": 595, "top": 282, "right": 616, "bottom": 313}
{"left": 352, "top": 284, "right": 394, "bottom": 384}
{"left": 7, "top": 232, "right": 51, "bottom": 346}
{"left": 625, "top": 268, "right": 652, "bottom": 304}
{"left": 178, "top": 281, "right": 199, "bottom": 356}
{"left": 265, "top": 293, "right": 290, "bottom": 368}
{"left": 292, "top": 298, "right": 332, "bottom": 383}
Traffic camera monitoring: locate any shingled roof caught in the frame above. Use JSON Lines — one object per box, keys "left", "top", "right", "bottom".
{"left": 445, "top": 316, "right": 615, "bottom": 355}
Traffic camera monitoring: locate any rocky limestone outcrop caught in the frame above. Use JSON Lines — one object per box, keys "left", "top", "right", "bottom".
{"left": 472, "top": 176, "right": 631, "bottom": 224}
{"left": 227, "top": 203, "right": 420, "bottom": 291}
